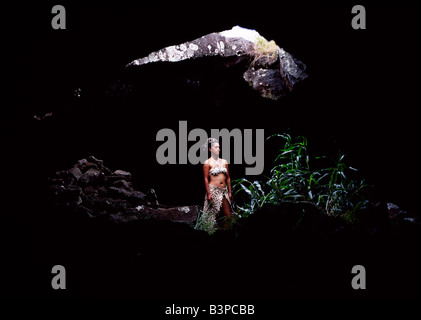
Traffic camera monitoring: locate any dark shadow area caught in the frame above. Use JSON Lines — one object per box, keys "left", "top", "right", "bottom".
{"left": 2, "top": 0, "right": 420, "bottom": 302}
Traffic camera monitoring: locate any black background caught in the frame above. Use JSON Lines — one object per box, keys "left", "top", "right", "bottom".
{"left": 7, "top": 1, "right": 420, "bottom": 210}
{"left": 2, "top": 0, "right": 420, "bottom": 304}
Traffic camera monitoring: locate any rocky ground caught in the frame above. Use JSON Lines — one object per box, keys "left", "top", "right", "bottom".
{"left": 8, "top": 156, "right": 414, "bottom": 300}
{"left": 49, "top": 155, "right": 200, "bottom": 224}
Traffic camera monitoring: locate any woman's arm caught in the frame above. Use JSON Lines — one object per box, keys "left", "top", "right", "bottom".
{"left": 203, "top": 160, "right": 212, "bottom": 202}
{"left": 224, "top": 160, "right": 232, "bottom": 201}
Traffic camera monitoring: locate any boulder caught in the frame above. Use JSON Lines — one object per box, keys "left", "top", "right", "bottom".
{"left": 113, "top": 170, "right": 132, "bottom": 180}
{"left": 68, "top": 166, "right": 83, "bottom": 180}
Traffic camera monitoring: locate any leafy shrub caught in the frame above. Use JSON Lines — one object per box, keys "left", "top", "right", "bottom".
{"left": 194, "top": 210, "right": 217, "bottom": 235}
{"left": 232, "top": 134, "right": 369, "bottom": 222}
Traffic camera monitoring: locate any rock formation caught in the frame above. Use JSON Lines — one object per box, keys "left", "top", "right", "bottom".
{"left": 49, "top": 156, "right": 200, "bottom": 223}
{"left": 126, "top": 26, "right": 307, "bottom": 100}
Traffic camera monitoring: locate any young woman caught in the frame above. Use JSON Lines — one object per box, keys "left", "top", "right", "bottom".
{"left": 201, "top": 138, "right": 232, "bottom": 231}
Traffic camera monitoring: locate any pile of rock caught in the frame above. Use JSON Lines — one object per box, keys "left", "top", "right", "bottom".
{"left": 49, "top": 156, "right": 200, "bottom": 223}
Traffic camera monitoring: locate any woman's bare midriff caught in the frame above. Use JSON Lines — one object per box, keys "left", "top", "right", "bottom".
{"left": 209, "top": 172, "right": 227, "bottom": 188}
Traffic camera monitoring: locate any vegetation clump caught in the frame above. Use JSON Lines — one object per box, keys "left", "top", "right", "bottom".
{"left": 232, "top": 134, "right": 370, "bottom": 223}
{"left": 250, "top": 36, "right": 279, "bottom": 68}
{"left": 253, "top": 36, "right": 279, "bottom": 56}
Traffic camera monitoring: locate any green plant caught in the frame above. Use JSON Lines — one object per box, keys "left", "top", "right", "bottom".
{"left": 317, "top": 154, "right": 369, "bottom": 216}
{"left": 194, "top": 210, "right": 238, "bottom": 234}
{"left": 232, "top": 134, "right": 369, "bottom": 222}
{"left": 194, "top": 210, "right": 217, "bottom": 234}
{"left": 250, "top": 36, "right": 279, "bottom": 69}
{"left": 253, "top": 36, "right": 278, "bottom": 56}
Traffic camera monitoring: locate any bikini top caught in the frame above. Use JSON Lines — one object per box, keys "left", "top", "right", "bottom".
{"left": 209, "top": 158, "right": 227, "bottom": 176}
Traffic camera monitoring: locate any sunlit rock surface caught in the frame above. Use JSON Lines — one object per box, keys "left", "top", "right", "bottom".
{"left": 126, "top": 26, "right": 307, "bottom": 100}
